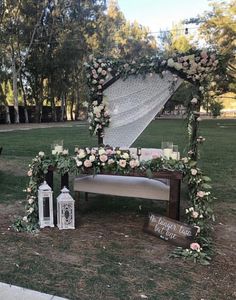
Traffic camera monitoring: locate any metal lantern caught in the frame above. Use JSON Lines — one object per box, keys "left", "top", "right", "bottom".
{"left": 38, "top": 181, "right": 54, "bottom": 228}
{"left": 57, "top": 187, "right": 75, "bottom": 230}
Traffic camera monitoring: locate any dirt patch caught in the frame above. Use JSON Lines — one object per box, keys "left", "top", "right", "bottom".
{"left": 0, "top": 200, "right": 236, "bottom": 300}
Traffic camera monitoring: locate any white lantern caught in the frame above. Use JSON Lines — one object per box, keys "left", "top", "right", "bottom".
{"left": 38, "top": 181, "right": 54, "bottom": 228}
{"left": 57, "top": 187, "right": 75, "bottom": 230}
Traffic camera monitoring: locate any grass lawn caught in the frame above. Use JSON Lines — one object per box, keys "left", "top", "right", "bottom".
{"left": 0, "top": 119, "right": 235, "bottom": 300}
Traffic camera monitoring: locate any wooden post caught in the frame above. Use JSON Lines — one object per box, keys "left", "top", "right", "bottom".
{"left": 61, "top": 172, "right": 69, "bottom": 189}
{"left": 168, "top": 178, "right": 181, "bottom": 220}
{"left": 98, "top": 130, "right": 103, "bottom": 146}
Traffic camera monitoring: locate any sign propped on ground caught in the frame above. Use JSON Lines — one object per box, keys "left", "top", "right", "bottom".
{"left": 144, "top": 213, "right": 198, "bottom": 248}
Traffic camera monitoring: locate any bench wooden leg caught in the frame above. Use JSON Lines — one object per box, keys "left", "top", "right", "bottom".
{"left": 85, "top": 192, "right": 88, "bottom": 202}
{"left": 167, "top": 178, "right": 180, "bottom": 220}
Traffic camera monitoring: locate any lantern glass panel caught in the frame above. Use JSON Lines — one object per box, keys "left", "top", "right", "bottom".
{"left": 43, "top": 197, "right": 50, "bottom": 219}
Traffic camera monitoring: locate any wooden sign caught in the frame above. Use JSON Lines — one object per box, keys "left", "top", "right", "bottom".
{"left": 144, "top": 213, "right": 198, "bottom": 248}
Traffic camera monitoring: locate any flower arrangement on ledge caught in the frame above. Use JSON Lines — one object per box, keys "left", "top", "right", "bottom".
{"left": 13, "top": 146, "right": 214, "bottom": 265}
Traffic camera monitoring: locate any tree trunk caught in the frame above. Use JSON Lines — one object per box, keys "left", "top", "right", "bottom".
{"left": 4, "top": 104, "right": 11, "bottom": 124}
{"left": 35, "top": 101, "right": 42, "bottom": 123}
{"left": 0, "top": 84, "right": 11, "bottom": 124}
{"left": 60, "top": 93, "right": 65, "bottom": 122}
{"left": 74, "top": 88, "right": 80, "bottom": 120}
{"left": 48, "top": 77, "right": 57, "bottom": 122}
{"left": 19, "top": 72, "right": 29, "bottom": 123}
{"left": 12, "top": 58, "right": 20, "bottom": 123}
{"left": 51, "top": 97, "right": 57, "bottom": 122}
{"left": 70, "top": 92, "right": 75, "bottom": 121}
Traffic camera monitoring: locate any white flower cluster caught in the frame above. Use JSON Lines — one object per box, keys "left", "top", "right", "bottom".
{"left": 167, "top": 51, "right": 219, "bottom": 92}
{"left": 88, "top": 100, "right": 110, "bottom": 135}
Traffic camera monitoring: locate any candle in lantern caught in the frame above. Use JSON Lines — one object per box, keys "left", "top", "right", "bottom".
{"left": 170, "top": 145, "right": 180, "bottom": 160}
{"left": 163, "top": 148, "right": 173, "bottom": 159}
{"left": 54, "top": 145, "right": 63, "bottom": 153}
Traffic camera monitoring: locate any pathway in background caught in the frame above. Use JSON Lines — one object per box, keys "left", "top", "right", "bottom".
{"left": 0, "top": 121, "right": 87, "bottom": 133}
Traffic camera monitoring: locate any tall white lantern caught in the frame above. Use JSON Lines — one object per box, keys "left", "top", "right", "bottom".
{"left": 57, "top": 187, "right": 75, "bottom": 230}
{"left": 38, "top": 181, "right": 54, "bottom": 228}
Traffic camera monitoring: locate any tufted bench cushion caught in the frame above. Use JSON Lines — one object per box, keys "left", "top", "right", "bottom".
{"left": 74, "top": 174, "right": 170, "bottom": 201}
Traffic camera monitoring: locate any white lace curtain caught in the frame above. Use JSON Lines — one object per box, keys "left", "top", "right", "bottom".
{"left": 103, "top": 72, "right": 183, "bottom": 147}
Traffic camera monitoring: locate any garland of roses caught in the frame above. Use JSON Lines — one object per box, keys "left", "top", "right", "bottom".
{"left": 13, "top": 146, "right": 214, "bottom": 265}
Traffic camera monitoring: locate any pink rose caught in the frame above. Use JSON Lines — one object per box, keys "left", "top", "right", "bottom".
{"left": 119, "top": 159, "right": 127, "bottom": 168}
{"left": 197, "top": 191, "right": 206, "bottom": 198}
{"left": 190, "top": 242, "right": 201, "bottom": 251}
{"left": 104, "top": 111, "right": 109, "bottom": 117}
{"left": 84, "top": 159, "right": 92, "bottom": 168}
{"left": 201, "top": 51, "right": 208, "bottom": 59}
{"left": 27, "top": 170, "right": 32, "bottom": 177}
{"left": 129, "top": 159, "right": 138, "bottom": 169}
{"left": 91, "top": 149, "right": 97, "bottom": 155}
{"left": 106, "top": 149, "right": 113, "bottom": 155}
{"left": 100, "top": 154, "right": 108, "bottom": 162}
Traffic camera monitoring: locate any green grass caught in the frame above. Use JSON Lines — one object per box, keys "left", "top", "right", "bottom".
{"left": 0, "top": 119, "right": 236, "bottom": 300}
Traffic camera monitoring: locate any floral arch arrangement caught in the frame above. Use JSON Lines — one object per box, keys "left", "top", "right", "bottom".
{"left": 14, "top": 49, "right": 223, "bottom": 265}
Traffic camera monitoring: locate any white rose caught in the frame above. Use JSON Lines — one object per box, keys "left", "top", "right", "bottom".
{"left": 63, "top": 149, "right": 68, "bottom": 155}
{"left": 82, "top": 102, "right": 89, "bottom": 108}
{"left": 52, "top": 149, "right": 56, "bottom": 155}
{"left": 122, "top": 153, "right": 129, "bottom": 159}
{"left": 76, "top": 160, "right": 82, "bottom": 167}
{"left": 38, "top": 151, "right": 45, "bottom": 157}
{"left": 191, "top": 169, "right": 198, "bottom": 176}
{"left": 167, "top": 58, "right": 175, "bottom": 67}
{"left": 98, "top": 148, "right": 106, "bottom": 155}
{"left": 174, "top": 62, "right": 182, "bottom": 70}
{"left": 23, "top": 216, "right": 28, "bottom": 222}
{"left": 78, "top": 150, "right": 86, "bottom": 159}
{"left": 28, "top": 207, "right": 34, "bottom": 214}
{"left": 191, "top": 98, "right": 198, "bottom": 104}
{"left": 192, "top": 211, "right": 199, "bottom": 219}
{"left": 89, "top": 155, "right": 96, "bottom": 162}
{"left": 28, "top": 198, "right": 34, "bottom": 204}
{"left": 108, "top": 159, "right": 114, "bottom": 165}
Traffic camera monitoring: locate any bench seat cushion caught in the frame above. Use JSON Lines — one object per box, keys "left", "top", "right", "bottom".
{"left": 74, "top": 175, "right": 170, "bottom": 201}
